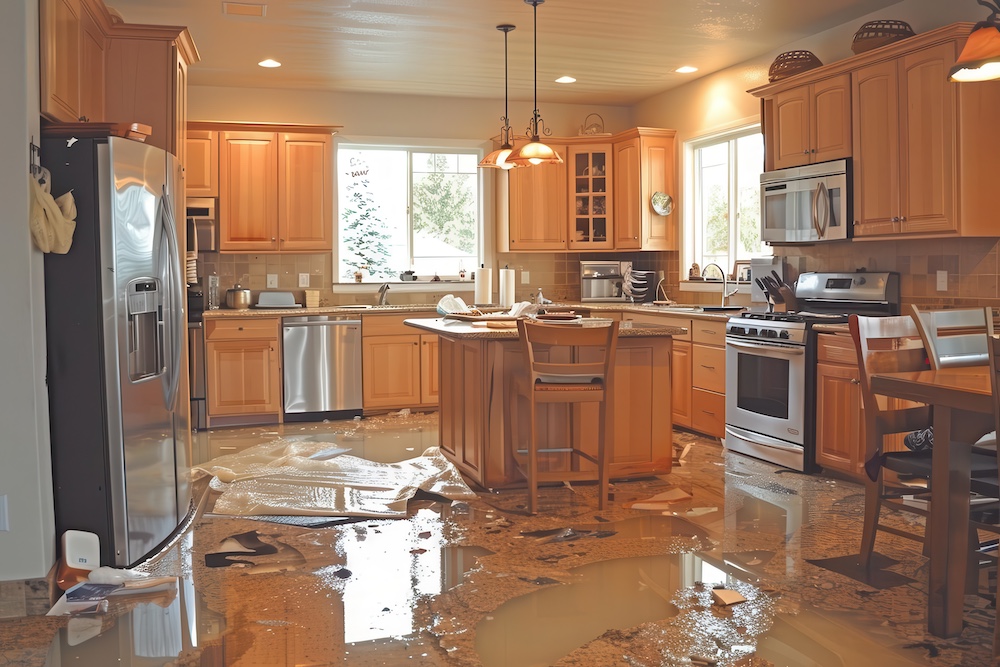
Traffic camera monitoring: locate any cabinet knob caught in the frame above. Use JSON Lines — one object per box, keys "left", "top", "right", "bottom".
{"left": 271, "top": 237, "right": 277, "bottom": 242}
{"left": 238, "top": 327, "right": 244, "bottom": 331}
{"left": 850, "top": 378, "right": 860, "bottom": 384}
{"left": 853, "top": 220, "right": 860, "bottom": 226}
{"left": 900, "top": 216, "right": 907, "bottom": 222}
{"left": 803, "top": 150, "right": 810, "bottom": 155}
{"left": 811, "top": 148, "right": 817, "bottom": 153}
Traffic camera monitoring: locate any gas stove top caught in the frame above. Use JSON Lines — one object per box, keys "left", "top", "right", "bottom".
{"left": 740, "top": 311, "right": 849, "bottom": 323}
{"left": 727, "top": 311, "right": 849, "bottom": 345}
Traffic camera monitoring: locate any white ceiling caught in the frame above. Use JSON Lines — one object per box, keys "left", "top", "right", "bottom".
{"left": 108, "top": 0, "right": 905, "bottom": 106}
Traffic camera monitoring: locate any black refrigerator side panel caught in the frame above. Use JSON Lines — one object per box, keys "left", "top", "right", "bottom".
{"left": 42, "top": 136, "right": 116, "bottom": 566}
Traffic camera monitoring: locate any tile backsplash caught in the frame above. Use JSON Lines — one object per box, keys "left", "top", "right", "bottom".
{"left": 197, "top": 251, "right": 335, "bottom": 305}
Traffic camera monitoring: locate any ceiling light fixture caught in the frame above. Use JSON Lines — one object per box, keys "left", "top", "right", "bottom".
{"left": 258, "top": 58, "right": 282, "bottom": 68}
{"left": 480, "top": 25, "right": 521, "bottom": 170}
{"left": 507, "top": 0, "right": 563, "bottom": 167}
{"left": 950, "top": 0, "right": 1000, "bottom": 81}
{"left": 675, "top": 66, "right": 698, "bottom": 74}
{"left": 555, "top": 76, "right": 576, "bottom": 84}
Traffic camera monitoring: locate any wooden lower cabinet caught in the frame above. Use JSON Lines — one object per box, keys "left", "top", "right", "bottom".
{"left": 671, "top": 340, "right": 692, "bottom": 428}
{"left": 361, "top": 313, "right": 438, "bottom": 411}
{"left": 437, "top": 333, "right": 673, "bottom": 489}
{"left": 814, "top": 332, "right": 865, "bottom": 478}
{"left": 205, "top": 318, "right": 281, "bottom": 422}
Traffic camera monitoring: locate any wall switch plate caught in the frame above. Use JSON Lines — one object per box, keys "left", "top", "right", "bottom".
{"left": 936, "top": 270, "right": 948, "bottom": 291}
{"left": 0, "top": 495, "right": 8, "bottom": 532}
{"left": 299, "top": 273, "right": 310, "bottom": 288}
{"left": 266, "top": 274, "right": 278, "bottom": 288}
{"left": 521, "top": 270, "right": 530, "bottom": 284}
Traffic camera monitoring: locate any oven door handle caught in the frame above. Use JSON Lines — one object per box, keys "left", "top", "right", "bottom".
{"left": 726, "top": 339, "right": 805, "bottom": 356}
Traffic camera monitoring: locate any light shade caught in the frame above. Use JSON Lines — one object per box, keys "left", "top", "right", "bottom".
{"left": 950, "top": 22, "right": 1000, "bottom": 81}
{"left": 507, "top": 139, "right": 563, "bottom": 166}
{"left": 480, "top": 146, "right": 517, "bottom": 170}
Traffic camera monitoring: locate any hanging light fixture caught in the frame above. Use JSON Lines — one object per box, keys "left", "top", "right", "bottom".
{"left": 950, "top": 0, "right": 1000, "bottom": 81}
{"left": 480, "top": 25, "right": 521, "bottom": 170}
{"left": 507, "top": 0, "right": 563, "bottom": 167}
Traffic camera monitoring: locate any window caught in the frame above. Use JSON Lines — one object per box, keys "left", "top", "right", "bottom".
{"left": 686, "top": 127, "right": 768, "bottom": 278}
{"left": 337, "top": 145, "right": 481, "bottom": 281}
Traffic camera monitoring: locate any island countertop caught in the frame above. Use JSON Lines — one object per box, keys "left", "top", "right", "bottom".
{"left": 403, "top": 317, "right": 687, "bottom": 339}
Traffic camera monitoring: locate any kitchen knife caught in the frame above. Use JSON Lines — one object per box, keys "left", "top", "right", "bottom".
{"left": 761, "top": 275, "right": 785, "bottom": 303}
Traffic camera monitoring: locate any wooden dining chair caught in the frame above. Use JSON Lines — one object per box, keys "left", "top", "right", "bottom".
{"left": 514, "top": 318, "right": 619, "bottom": 514}
{"left": 849, "top": 314, "right": 999, "bottom": 567}
{"left": 985, "top": 332, "right": 1000, "bottom": 659}
{"left": 910, "top": 304, "right": 991, "bottom": 369}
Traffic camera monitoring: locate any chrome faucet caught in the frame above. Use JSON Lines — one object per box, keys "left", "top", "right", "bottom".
{"left": 377, "top": 283, "right": 390, "bottom": 306}
{"left": 703, "top": 263, "right": 739, "bottom": 306}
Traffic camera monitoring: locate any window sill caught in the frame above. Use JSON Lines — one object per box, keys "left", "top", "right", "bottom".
{"left": 679, "top": 280, "right": 752, "bottom": 293}
{"left": 332, "top": 280, "right": 475, "bottom": 295}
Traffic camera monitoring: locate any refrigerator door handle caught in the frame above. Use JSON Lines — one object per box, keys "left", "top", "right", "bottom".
{"left": 159, "top": 187, "right": 184, "bottom": 411}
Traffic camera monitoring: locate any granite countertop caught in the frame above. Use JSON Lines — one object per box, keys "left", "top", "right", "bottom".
{"left": 402, "top": 317, "right": 687, "bottom": 340}
{"left": 201, "top": 303, "right": 740, "bottom": 322}
{"left": 812, "top": 323, "right": 850, "bottom": 334}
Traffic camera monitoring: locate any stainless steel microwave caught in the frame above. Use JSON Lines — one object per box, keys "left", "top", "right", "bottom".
{"left": 761, "top": 159, "right": 851, "bottom": 244}
{"left": 580, "top": 260, "right": 628, "bottom": 302}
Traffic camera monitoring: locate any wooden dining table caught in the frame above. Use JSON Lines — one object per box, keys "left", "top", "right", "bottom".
{"left": 869, "top": 366, "right": 995, "bottom": 638}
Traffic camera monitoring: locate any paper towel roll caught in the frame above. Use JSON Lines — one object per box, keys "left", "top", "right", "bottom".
{"left": 499, "top": 268, "right": 515, "bottom": 308}
{"left": 474, "top": 268, "right": 493, "bottom": 305}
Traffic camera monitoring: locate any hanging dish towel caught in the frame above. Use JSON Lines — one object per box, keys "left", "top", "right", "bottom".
{"left": 29, "top": 173, "right": 77, "bottom": 254}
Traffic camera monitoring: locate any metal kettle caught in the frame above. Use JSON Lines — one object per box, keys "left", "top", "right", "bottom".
{"left": 225, "top": 284, "right": 252, "bottom": 309}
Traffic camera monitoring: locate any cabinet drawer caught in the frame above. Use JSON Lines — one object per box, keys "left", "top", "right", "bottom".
{"left": 816, "top": 333, "right": 858, "bottom": 365}
{"left": 692, "top": 344, "right": 726, "bottom": 393}
{"left": 362, "top": 313, "right": 418, "bottom": 337}
{"left": 691, "top": 388, "right": 726, "bottom": 438}
{"left": 691, "top": 320, "right": 727, "bottom": 346}
{"left": 622, "top": 313, "right": 691, "bottom": 340}
{"left": 206, "top": 317, "right": 279, "bottom": 340}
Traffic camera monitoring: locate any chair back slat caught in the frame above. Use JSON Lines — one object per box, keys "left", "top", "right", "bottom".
{"left": 517, "top": 319, "right": 619, "bottom": 386}
{"left": 849, "top": 314, "right": 929, "bottom": 415}
{"left": 910, "top": 305, "right": 991, "bottom": 369}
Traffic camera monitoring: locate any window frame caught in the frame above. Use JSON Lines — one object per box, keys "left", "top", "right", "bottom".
{"left": 682, "top": 124, "right": 768, "bottom": 279}
{"left": 333, "top": 136, "right": 494, "bottom": 283}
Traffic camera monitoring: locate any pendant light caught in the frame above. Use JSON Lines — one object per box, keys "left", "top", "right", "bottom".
{"left": 950, "top": 0, "right": 1000, "bottom": 81}
{"left": 480, "top": 25, "right": 521, "bottom": 170}
{"left": 507, "top": 0, "right": 563, "bottom": 167}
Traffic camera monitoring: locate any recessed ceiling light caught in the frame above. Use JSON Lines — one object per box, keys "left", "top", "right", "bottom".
{"left": 675, "top": 66, "right": 698, "bottom": 74}
{"left": 258, "top": 59, "right": 282, "bottom": 68}
{"left": 223, "top": 2, "right": 267, "bottom": 17}
{"left": 555, "top": 76, "right": 576, "bottom": 84}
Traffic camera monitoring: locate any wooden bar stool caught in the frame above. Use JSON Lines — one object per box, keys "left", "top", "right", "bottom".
{"left": 514, "top": 318, "right": 619, "bottom": 514}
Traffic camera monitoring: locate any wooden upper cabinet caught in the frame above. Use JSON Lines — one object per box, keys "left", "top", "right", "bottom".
{"left": 853, "top": 41, "right": 956, "bottom": 237}
{"left": 40, "top": 0, "right": 82, "bottom": 122}
{"left": 78, "top": 1, "right": 106, "bottom": 123}
{"left": 278, "top": 132, "right": 333, "bottom": 251}
{"left": 613, "top": 137, "right": 641, "bottom": 249}
{"left": 506, "top": 159, "right": 568, "bottom": 251}
{"left": 769, "top": 75, "right": 851, "bottom": 170}
{"left": 185, "top": 130, "right": 219, "bottom": 197}
{"left": 613, "top": 129, "right": 678, "bottom": 251}
{"left": 566, "top": 144, "right": 614, "bottom": 250}
{"left": 219, "top": 131, "right": 280, "bottom": 251}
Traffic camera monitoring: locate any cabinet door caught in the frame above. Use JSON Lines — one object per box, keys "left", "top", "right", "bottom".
{"left": 420, "top": 334, "right": 439, "bottom": 405}
{"left": 567, "top": 144, "right": 614, "bottom": 250}
{"left": 40, "top": 0, "right": 81, "bottom": 122}
{"left": 811, "top": 74, "right": 852, "bottom": 164}
{"left": 613, "top": 138, "right": 641, "bottom": 249}
{"left": 78, "top": 2, "right": 105, "bottom": 123}
{"left": 172, "top": 49, "right": 188, "bottom": 175}
{"left": 671, "top": 340, "right": 692, "bottom": 428}
{"left": 507, "top": 161, "right": 567, "bottom": 250}
{"left": 771, "top": 85, "right": 811, "bottom": 170}
{"left": 814, "top": 361, "right": 864, "bottom": 476}
{"left": 206, "top": 339, "right": 280, "bottom": 416}
{"left": 898, "top": 42, "right": 957, "bottom": 235}
{"left": 852, "top": 59, "right": 900, "bottom": 236}
{"left": 186, "top": 130, "right": 219, "bottom": 197}
{"left": 219, "top": 131, "right": 279, "bottom": 251}
{"left": 639, "top": 134, "right": 677, "bottom": 250}
{"left": 278, "top": 133, "right": 334, "bottom": 251}
{"left": 362, "top": 335, "right": 422, "bottom": 408}
{"left": 105, "top": 38, "right": 174, "bottom": 152}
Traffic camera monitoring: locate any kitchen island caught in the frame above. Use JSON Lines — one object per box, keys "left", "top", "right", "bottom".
{"left": 404, "top": 317, "right": 684, "bottom": 489}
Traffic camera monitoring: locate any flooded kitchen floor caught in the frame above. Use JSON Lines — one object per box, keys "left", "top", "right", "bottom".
{"left": 0, "top": 412, "right": 996, "bottom": 666}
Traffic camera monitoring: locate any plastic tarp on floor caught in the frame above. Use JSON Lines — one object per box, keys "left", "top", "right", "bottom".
{"left": 194, "top": 441, "right": 476, "bottom": 518}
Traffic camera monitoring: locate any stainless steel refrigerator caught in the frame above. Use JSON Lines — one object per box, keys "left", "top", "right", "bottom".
{"left": 43, "top": 130, "right": 192, "bottom": 567}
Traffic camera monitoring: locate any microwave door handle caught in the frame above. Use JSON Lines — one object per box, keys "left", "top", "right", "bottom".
{"left": 811, "top": 182, "right": 823, "bottom": 239}
{"left": 817, "top": 181, "right": 830, "bottom": 237}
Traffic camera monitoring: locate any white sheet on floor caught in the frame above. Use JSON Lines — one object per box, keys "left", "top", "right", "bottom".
{"left": 194, "top": 441, "right": 476, "bottom": 518}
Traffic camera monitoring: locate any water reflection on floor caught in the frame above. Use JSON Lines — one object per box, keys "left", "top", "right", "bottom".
{"left": 2, "top": 414, "right": 996, "bottom": 666}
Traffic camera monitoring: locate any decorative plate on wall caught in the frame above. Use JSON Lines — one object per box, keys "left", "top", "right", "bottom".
{"left": 651, "top": 192, "right": 673, "bottom": 216}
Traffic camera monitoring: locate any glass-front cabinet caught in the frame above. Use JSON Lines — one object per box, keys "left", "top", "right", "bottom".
{"left": 567, "top": 144, "right": 614, "bottom": 250}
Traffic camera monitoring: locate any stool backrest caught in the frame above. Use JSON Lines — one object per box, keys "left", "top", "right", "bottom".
{"left": 910, "top": 305, "right": 992, "bottom": 369}
{"left": 849, "top": 314, "right": 929, "bottom": 415}
{"left": 516, "top": 319, "right": 619, "bottom": 385}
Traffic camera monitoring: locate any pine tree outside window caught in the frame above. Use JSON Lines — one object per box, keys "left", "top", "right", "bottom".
{"left": 337, "top": 145, "right": 481, "bottom": 281}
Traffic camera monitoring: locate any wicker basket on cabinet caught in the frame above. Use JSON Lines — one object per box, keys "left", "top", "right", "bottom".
{"left": 851, "top": 20, "right": 915, "bottom": 54}
{"left": 767, "top": 50, "right": 823, "bottom": 82}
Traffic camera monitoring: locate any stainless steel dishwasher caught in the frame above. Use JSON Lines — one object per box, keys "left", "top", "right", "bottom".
{"left": 282, "top": 315, "right": 363, "bottom": 420}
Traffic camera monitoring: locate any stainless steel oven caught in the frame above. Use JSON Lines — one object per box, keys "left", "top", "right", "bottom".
{"left": 724, "top": 271, "right": 900, "bottom": 472}
{"left": 761, "top": 159, "right": 850, "bottom": 244}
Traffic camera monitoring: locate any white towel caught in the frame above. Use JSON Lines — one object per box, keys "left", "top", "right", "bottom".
{"left": 29, "top": 175, "right": 77, "bottom": 254}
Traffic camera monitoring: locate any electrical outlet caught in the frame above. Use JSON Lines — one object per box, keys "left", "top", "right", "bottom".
{"left": 521, "top": 270, "right": 530, "bottom": 284}
{"left": 936, "top": 270, "right": 948, "bottom": 291}
{"left": 299, "top": 273, "right": 310, "bottom": 288}
{"left": 266, "top": 274, "right": 278, "bottom": 288}
{"left": 658, "top": 270, "right": 665, "bottom": 281}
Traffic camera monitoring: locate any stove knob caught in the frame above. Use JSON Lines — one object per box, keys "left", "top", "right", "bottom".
{"left": 747, "top": 328, "right": 758, "bottom": 336}
{"left": 779, "top": 330, "right": 791, "bottom": 339}
{"left": 730, "top": 326, "right": 745, "bottom": 335}
{"left": 763, "top": 329, "right": 777, "bottom": 338}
